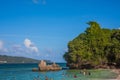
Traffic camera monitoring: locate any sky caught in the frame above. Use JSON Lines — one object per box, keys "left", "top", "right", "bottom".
{"left": 0, "top": 0, "right": 120, "bottom": 62}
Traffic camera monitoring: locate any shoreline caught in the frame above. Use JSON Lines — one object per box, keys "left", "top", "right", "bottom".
{"left": 87, "top": 69, "right": 120, "bottom": 80}
{"left": 111, "top": 69, "right": 120, "bottom": 80}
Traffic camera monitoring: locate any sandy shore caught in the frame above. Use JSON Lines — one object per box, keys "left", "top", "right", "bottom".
{"left": 95, "top": 69, "right": 120, "bottom": 80}
{"left": 111, "top": 69, "right": 120, "bottom": 80}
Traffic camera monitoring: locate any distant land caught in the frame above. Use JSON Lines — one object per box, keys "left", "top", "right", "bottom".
{"left": 0, "top": 55, "right": 52, "bottom": 64}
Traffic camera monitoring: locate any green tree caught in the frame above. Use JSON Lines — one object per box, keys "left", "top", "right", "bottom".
{"left": 64, "top": 21, "right": 120, "bottom": 69}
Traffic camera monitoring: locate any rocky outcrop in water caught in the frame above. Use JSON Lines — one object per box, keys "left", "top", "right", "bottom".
{"left": 38, "top": 60, "right": 62, "bottom": 71}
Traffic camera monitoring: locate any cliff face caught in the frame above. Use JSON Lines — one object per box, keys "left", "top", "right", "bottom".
{"left": 38, "top": 60, "right": 62, "bottom": 71}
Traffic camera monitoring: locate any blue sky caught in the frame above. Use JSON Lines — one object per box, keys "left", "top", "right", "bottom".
{"left": 0, "top": 0, "right": 120, "bottom": 62}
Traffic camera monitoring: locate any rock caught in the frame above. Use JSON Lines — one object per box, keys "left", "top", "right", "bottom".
{"left": 38, "top": 60, "right": 47, "bottom": 71}
{"left": 32, "top": 68, "right": 38, "bottom": 71}
{"left": 38, "top": 60, "right": 62, "bottom": 71}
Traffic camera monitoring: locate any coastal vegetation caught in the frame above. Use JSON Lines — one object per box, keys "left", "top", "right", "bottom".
{"left": 0, "top": 55, "right": 51, "bottom": 63}
{"left": 0, "top": 55, "right": 39, "bottom": 63}
{"left": 64, "top": 21, "right": 120, "bottom": 69}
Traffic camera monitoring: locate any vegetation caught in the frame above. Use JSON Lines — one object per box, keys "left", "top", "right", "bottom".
{"left": 0, "top": 55, "right": 40, "bottom": 63}
{"left": 0, "top": 55, "right": 52, "bottom": 63}
{"left": 64, "top": 21, "right": 120, "bottom": 69}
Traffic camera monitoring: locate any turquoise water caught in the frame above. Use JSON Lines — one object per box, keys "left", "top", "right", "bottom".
{"left": 0, "top": 63, "right": 117, "bottom": 80}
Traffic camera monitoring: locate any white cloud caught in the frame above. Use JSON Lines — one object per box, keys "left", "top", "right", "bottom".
{"left": 12, "top": 44, "right": 24, "bottom": 53}
{"left": 0, "top": 40, "right": 8, "bottom": 53}
{"left": 24, "top": 39, "right": 32, "bottom": 48}
{"left": 0, "top": 41, "right": 3, "bottom": 49}
{"left": 31, "top": 47, "right": 38, "bottom": 52}
{"left": 118, "top": 27, "right": 120, "bottom": 30}
{"left": 24, "top": 38, "right": 39, "bottom": 53}
{"left": 0, "top": 39, "right": 40, "bottom": 59}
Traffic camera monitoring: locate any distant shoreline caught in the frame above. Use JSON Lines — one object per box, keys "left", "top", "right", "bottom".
{"left": 0, "top": 62, "right": 38, "bottom": 64}
{"left": 0, "top": 62, "right": 66, "bottom": 64}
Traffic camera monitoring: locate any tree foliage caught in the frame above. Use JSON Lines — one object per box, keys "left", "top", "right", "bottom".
{"left": 63, "top": 21, "right": 120, "bottom": 69}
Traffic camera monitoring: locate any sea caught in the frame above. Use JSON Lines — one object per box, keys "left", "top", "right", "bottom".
{"left": 0, "top": 63, "right": 118, "bottom": 80}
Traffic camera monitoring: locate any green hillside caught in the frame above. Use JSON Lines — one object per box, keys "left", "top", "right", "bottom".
{"left": 0, "top": 55, "right": 39, "bottom": 63}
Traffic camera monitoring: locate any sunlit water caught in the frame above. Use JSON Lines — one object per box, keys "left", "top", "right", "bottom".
{"left": 0, "top": 63, "right": 117, "bottom": 80}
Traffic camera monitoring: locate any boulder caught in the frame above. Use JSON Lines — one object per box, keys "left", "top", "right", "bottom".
{"left": 32, "top": 68, "right": 38, "bottom": 71}
{"left": 38, "top": 60, "right": 61, "bottom": 71}
{"left": 38, "top": 60, "right": 47, "bottom": 71}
